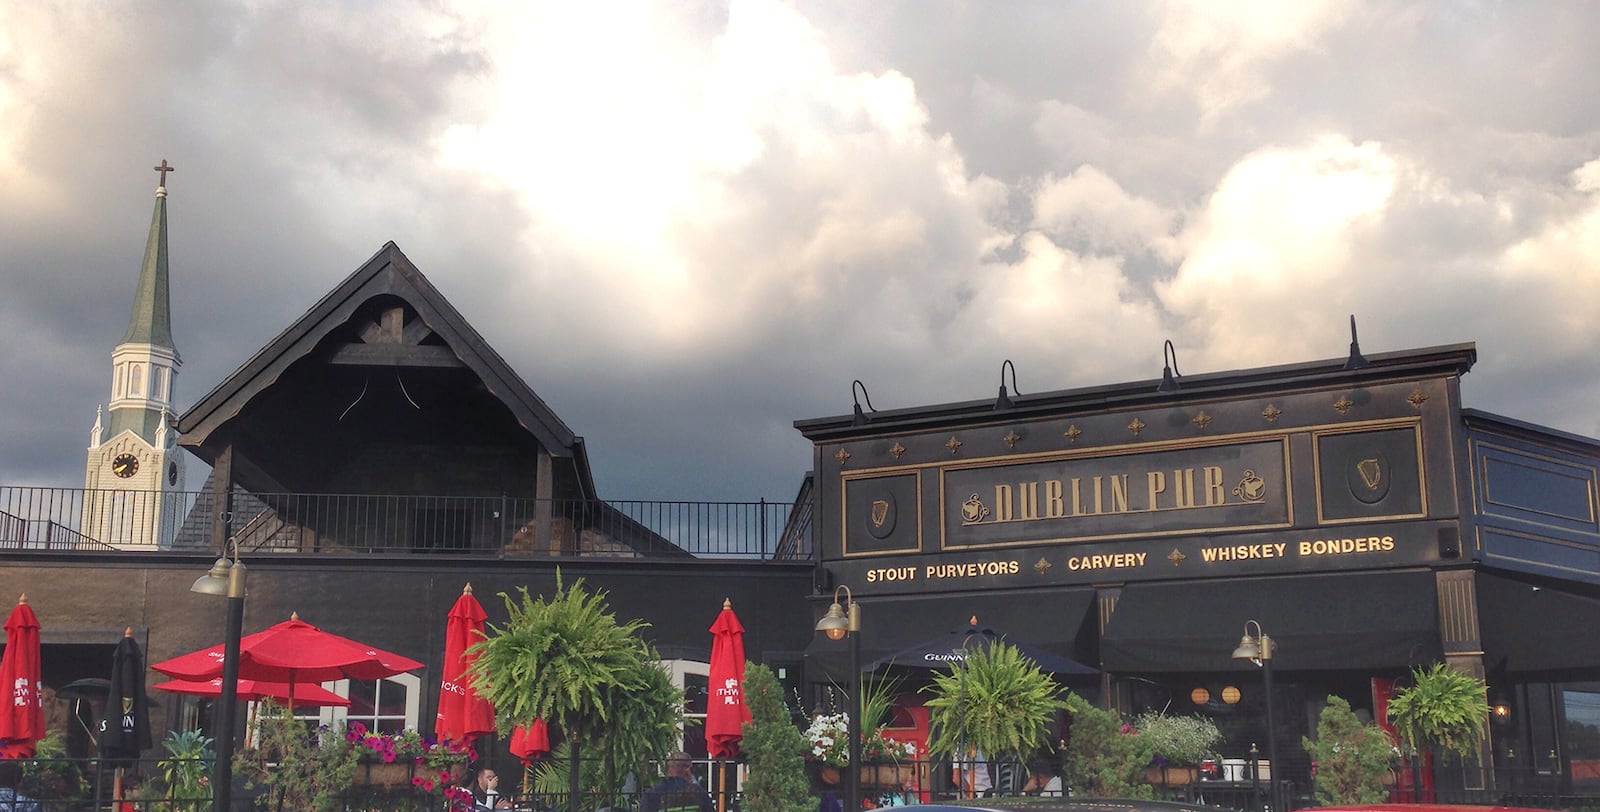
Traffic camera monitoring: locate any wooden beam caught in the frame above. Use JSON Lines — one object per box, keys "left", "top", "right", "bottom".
{"left": 325, "top": 344, "right": 463, "bottom": 368}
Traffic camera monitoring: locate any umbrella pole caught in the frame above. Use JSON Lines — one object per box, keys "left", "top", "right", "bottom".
{"left": 112, "top": 766, "right": 123, "bottom": 809}
{"left": 717, "top": 759, "right": 725, "bottom": 812}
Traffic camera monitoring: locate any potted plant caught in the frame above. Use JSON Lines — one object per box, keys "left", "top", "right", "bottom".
{"left": 1062, "top": 694, "right": 1156, "bottom": 799}
{"left": 740, "top": 662, "right": 814, "bottom": 812}
{"left": 158, "top": 729, "right": 214, "bottom": 812}
{"left": 1386, "top": 662, "right": 1489, "bottom": 799}
{"left": 922, "top": 641, "right": 1069, "bottom": 792}
{"left": 1302, "top": 695, "right": 1397, "bottom": 805}
{"left": 1134, "top": 711, "right": 1221, "bottom": 786}
{"left": 470, "top": 573, "right": 684, "bottom": 812}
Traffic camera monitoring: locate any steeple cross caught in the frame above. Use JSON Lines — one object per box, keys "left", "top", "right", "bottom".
{"left": 153, "top": 159, "right": 175, "bottom": 187}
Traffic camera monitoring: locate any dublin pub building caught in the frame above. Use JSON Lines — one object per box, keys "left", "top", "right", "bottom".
{"left": 796, "top": 341, "right": 1600, "bottom": 803}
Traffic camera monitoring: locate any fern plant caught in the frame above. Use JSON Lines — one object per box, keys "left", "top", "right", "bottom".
{"left": 1387, "top": 663, "right": 1489, "bottom": 761}
{"left": 921, "top": 640, "right": 1068, "bottom": 766}
{"left": 469, "top": 572, "right": 683, "bottom": 811}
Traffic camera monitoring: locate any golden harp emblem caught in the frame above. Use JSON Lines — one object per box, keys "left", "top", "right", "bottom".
{"left": 871, "top": 499, "right": 890, "bottom": 528}
{"left": 1357, "top": 458, "right": 1382, "bottom": 490}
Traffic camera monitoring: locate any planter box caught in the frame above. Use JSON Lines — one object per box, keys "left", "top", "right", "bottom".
{"left": 352, "top": 761, "right": 414, "bottom": 788}
{"left": 1143, "top": 766, "right": 1199, "bottom": 787}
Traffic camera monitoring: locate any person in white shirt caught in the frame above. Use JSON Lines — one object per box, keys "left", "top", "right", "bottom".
{"left": 953, "top": 749, "right": 991, "bottom": 798}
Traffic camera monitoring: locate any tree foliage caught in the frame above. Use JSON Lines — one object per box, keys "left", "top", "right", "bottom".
{"left": 739, "top": 663, "right": 814, "bottom": 812}
{"left": 1061, "top": 694, "right": 1156, "bottom": 799}
{"left": 1302, "top": 695, "right": 1395, "bottom": 806}
{"left": 922, "top": 641, "right": 1069, "bottom": 765}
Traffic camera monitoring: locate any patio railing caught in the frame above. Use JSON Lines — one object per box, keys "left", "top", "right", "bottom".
{"left": 0, "top": 486, "right": 812, "bottom": 561}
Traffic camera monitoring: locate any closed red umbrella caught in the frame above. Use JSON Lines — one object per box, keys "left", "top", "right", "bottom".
{"left": 153, "top": 677, "right": 351, "bottom": 708}
{"left": 0, "top": 595, "right": 44, "bottom": 758}
{"left": 509, "top": 718, "right": 551, "bottom": 763}
{"left": 705, "top": 598, "right": 751, "bottom": 758}
{"left": 151, "top": 613, "right": 423, "bottom": 708}
{"left": 434, "top": 584, "right": 495, "bottom": 744}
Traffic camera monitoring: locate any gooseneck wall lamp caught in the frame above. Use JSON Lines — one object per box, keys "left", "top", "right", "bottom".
{"left": 851, "top": 381, "right": 876, "bottom": 427}
{"left": 192, "top": 539, "right": 247, "bottom": 812}
{"left": 995, "top": 359, "right": 1020, "bottom": 411}
{"left": 1158, "top": 340, "right": 1182, "bottom": 393}
{"left": 1344, "top": 314, "right": 1370, "bottom": 370}
{"left": 1232, "top": 620, "right": 1280, "bottom": 810}
{"left": 815, "top": 586, "right": 862, "bottom": 811}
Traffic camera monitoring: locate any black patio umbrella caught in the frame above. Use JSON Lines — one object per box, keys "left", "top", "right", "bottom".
{"left": 99, "top": 629, "right": 152, "bottom": 766}
{"left": 866, "top": 618, "right": 1097, "bottom": 676}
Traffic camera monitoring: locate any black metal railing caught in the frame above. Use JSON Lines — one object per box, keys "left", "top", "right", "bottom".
{"left": 0, "top": 486, "right": 810, "bottom": 561}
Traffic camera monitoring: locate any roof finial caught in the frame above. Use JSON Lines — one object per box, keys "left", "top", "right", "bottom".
{"left": 153, "top": 159, "right": 175, "bottom": 193}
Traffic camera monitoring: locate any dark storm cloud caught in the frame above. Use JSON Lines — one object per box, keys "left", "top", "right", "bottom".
{"left": 3, "top": 0, "right": 1599, "bottom": 503}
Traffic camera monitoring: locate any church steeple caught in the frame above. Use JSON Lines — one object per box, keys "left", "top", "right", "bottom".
{"left": 84, "top": 161, "right": 188, "bottom": 548}
{"left": 103, "top": 161, "right": 183, "bottom": 444}
{"left": 121, "top": 159, "right": 178, "bottom": 352}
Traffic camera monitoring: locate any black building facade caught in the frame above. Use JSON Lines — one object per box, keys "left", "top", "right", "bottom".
{"left": 796, "top": 341, "right": 1600, "bottom": 800}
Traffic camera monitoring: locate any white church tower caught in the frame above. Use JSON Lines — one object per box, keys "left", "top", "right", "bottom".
{"left": 82, "top": 161, "right": 186, "bottom": 549}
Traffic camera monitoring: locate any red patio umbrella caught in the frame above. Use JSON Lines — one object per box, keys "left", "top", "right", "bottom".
{"left": 152, "top": 677, "right": 351, "bottom": 708}
{"left": 0, "top": 595, "right": 44, "bottom": 758}
{"left": 434, "top": 584, "right": 495, "bottom": 744}
{"left": 151, "top": 612, "right": 424, "bottom": 708}
{"left": 707, "top": 599, "right": 752, "bottom": 812}
{"left": 705, "top": 598, "right": 751, "bottom": 758}
{"left": 509, "top": 718, "right": 551, "bottom": 763}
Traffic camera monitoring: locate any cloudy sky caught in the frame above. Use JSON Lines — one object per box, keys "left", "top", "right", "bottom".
{"left": 2, "top": 1, "right": 1598, "bottom": 502}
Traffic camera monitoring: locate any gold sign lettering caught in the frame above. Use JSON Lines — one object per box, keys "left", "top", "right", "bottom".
{"left": 866, "top": 566, "right": 917, "bottom": 583}
{"left": 1198, "top": 543, "right": 1288, "bottom": 562}
{"left": 1066, "top": 552, "right": 1147, "bottom": 571}
{"left": 925, "top": 561, "right": 1022, "bottom": 579}
{"left": 967, "top": 465, "right": 1246, "bottom": 526}
{"left": 1298, "top": 536, "right": 1395, "bottom": 556}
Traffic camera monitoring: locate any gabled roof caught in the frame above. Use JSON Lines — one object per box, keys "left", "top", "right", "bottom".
{"left": 179, "top": 242, "right": 593, "bottom": 493}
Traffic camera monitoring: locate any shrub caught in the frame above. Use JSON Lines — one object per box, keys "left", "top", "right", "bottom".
{"left": 1302, "top": 695, "right": 1396, "bottom": 806}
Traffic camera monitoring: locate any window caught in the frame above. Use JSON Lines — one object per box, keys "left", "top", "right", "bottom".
{"left": 1564, "top": 686, "right": 1600, "bottom": 787}
{"left": 336, "top": 673, "right": 421, "bottom": 733}
{"left": 130, "top": 364, "right": 143, "bottom": 395}
{"left": 663, "top": 659, "right": 714, "bottom": 787}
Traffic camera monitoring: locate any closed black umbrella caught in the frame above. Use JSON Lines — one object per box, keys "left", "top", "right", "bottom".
{"left": 99, "top": 628, "right": 152, "bottom": 766}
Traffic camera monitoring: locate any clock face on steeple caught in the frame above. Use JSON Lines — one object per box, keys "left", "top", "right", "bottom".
{"left": 112, "top": 453, "right": 139, "bottom": 478}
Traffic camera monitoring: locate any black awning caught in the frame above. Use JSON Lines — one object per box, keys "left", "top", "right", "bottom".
{"left": 804, "top": 588, "right": 1097, "bottom": 682}
{"left": 1478, "top": 571, "right": 1600, "bottom": 677}
{"left": 1100, "top": 571, "right": 1441, "bottom": 673}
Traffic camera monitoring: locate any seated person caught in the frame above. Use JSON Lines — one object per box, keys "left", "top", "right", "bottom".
{"left": 1022, "top": 759, "right": 1063, "bottom": 796}
{"left": 468, "top": 767, "right": 513, "bottom": 810}
{"left": 0, "top": 761, "right": 41, "bottom": 812}
{"left": 640, "top": 752, "right": 714, "bottom": 812}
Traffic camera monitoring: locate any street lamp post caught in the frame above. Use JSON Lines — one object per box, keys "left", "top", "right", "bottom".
{"left": 1232, "top": 620, "right": 1279, "bottom": 812}
{"left": 815, "top": 586, "right": 861, "bottom": 812}
{"left": 192, "top": 542, "right": 247, "bottom": 812}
